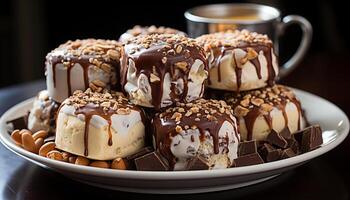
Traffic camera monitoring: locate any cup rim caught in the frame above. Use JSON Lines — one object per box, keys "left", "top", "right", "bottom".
{"left": 184, "top": 3, "right": 281, "bottom": 24}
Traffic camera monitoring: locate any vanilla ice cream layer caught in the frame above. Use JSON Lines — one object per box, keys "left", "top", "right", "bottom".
{"left": 207, "top": 48, "right": 278, "bottom": 91}
{"left": 124, "top": 59, "right": 207, "bottom": 108}
{"left": 169, "top": 121, "right": 239, "bottom": 170}
{"left": 46, "top": 62, "right": 115, "bottom": 103}
{"left": 239, "top": 101, "right": 305, "bottom": 141}
{"left": 55, "top": 104, "right": 145, "bottom": 160}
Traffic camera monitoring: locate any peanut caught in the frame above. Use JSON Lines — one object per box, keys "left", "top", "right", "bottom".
{"left": 75, "top": 156, "right": 90, "bottom": 166}
{"left": 111, "top": 158, "right": 127, "bottom": 170}
{"left": 11, "top": 129, "right": 22, "bottom": 145}
{"left": 47, "top": 150, "right": 63, "bottom": 161}
{"left": 21, "top": 132, "right": 36, "bottom": 153}
{"left": 89, "top": 161, "right": 110, "bottom": 168}
{"left": 39, "top": 142, "right": 56, "bottom": 157}
{"left": 32, "top": 130, "right": 48, "bottom": 140}
{"left": 34, "top": 138, "right": 44, "bottom": 152}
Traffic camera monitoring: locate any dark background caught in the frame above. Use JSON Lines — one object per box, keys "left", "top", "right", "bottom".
{"left": 0, "top": 0, "right": 348, "bottom": 85}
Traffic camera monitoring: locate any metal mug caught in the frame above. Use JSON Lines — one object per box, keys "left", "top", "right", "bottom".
{"left": 184, "top": 3, "right": 312, "bottom": 77}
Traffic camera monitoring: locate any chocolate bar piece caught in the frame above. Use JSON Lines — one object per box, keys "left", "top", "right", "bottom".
{"left": 287, "top": 137, "right": 300, "bottom": 154}
{"left": 135, "top": 151, "right": 169, "bottom": 171}
{"left": 281, "top": 148, "right": 296, "bottom": 159}
{"left": 259, "top": 143, "right": 282, "bottom": 162}
{"left": 266, "top": 130, "right": 288, "bottom": 148}
{"left": 280, "top": 127, "right": 292, "bottom": 140}
{"left": 186, "top": 155, "right": 210, "bottom": 170}
{"left": 234, "top": 153, "right": 264, "bottom": 167}
{"left": 238, "top": 140, "right": 257, "bottom": 156}
{"left": 301, "top": 125, "right": 323, "bottom": 152}
{"left": 125, "top": 146, "right": 154, "bottom": 169}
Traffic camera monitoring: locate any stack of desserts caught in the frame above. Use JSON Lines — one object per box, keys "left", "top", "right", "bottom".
{"left": 9, "top": 25, "right": 323, "bottom": 171}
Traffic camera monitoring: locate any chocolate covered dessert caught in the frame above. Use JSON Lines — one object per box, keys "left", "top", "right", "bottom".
{"left": 220, "top": 85, "right": 304, "bottom": 141}
{"left": 196, "top": 30, "right": 278, "bottom": 92}
{"left": 120, "top": 34, "right": 208, "bottom": 110}
{"left": 152, "top": 99, "right": 240, "bottom": 170}
{"left": 46, "top": 39, "right": 123, "bottom": 103}
{"left": 55, "top": 89, "right": 146, "bottom": 160}
{"left": 27, "top": 90, "right": 59, "bottom": 133}
{"left": 119, "top": 25, "right": 187, "bottom": 43}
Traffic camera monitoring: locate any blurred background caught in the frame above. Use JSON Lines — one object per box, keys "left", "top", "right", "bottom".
{"left": 0, "top": 0, "right": 349, "bottom": 110}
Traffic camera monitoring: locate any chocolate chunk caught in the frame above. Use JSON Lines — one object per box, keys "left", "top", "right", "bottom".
{"left": 280, "top": 127, "right": 292, "bottom": 140}
{"left": 287, "top": 137, "right": 300, "bottom": 154}
{"left": 281, "top": 148, "right": 296, "bottom": 159}
{"left": 234, "top": 153, "right": 264, "bottom": 167}
{"left": 125, "top": 146, "right": 154, "bottom": 169}
{"left": 238, "top": 140, "right": 257, "bottom": 156}
{"left": 6, "top": 114, "right": 29, "bottom": 132}
{"left": 186, "top": 155, "right": 210, "bottom": 170}
{"left": 301, "top": 125, "right": 323, "bottom": 152}
{"left": 266, "top": 130, "right": 288, "bottom": 148}
{"left": 259, "top": 143, "right": 282, "bottom": 162}
{"left": 135, "top": 151, "right": 169, "bottom": 171}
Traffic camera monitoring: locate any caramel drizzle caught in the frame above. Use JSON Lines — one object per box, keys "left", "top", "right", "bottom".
{"left": 209, "top": 43, "right": 275, "bottom": 91}
{"left": 121, "top": 44, "right": 208, "bottom": 110}
{"left": 153, "top": 104, "right": 237, "bottom": 169}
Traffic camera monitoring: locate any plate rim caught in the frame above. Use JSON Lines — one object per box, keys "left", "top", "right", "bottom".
{"left": 0, "top": 88, "right": 349, "bottom": 180}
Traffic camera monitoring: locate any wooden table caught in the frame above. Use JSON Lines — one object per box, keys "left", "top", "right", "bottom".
{"left": 1, "top": 54, "right": 349, "bottom": 199}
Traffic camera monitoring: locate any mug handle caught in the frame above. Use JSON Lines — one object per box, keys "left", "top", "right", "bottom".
{"left": 278, "top": 15, "right": 313, "bottom": 78}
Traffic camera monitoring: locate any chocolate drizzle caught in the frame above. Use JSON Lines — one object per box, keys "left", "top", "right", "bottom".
{"left": 208, "top": 43, "right": 275, "bottom": 91}
{"left": 75, "top": 104, "right": 115, "bottom": 156}
{"left": 218, "top": 85, "right": 303, "bottom": 141}
{"left": 57, "top": 89, "right": 145, "bottom": 157}
{"left": 46, "top": 39, "right": 122, "bottom": 100}
{"left": 120, "top": 34, "right": 208, "bottom": 110}
{"left": 152, "top": 99, "right": 238, "bottom": 169}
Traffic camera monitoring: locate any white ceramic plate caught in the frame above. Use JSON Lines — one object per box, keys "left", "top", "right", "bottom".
{"left": 0, "top": 88, "right": 349, "bottom": 194}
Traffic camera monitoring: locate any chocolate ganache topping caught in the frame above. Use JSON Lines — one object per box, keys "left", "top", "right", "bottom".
{"left": 59, "top": 89, "right": 144, "bottom": 156}
{"left": 46, "top": 39, "right": 123, "bottom": 97}
{"left": 220, "top": 85, "right": 302, "bottom": 141}
{"left": 152, "top": 99, "right": 239, "bottom": 169}
{"left": 196, "top": 30, "right": 277, "bottom": 91}
{"left": 120, "top": 34, "right": 209, "bottom": 110}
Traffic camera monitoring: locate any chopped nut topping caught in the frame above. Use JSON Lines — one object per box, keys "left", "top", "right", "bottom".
{"left": 150, "top": 73, "right": 160, "bottom": 82}
{"left": 251, "top": 98, "right": 264, "bottom": 106}
{"left": 175, "top": 61, "right": 188, "bottom": 71}
{"left": 175, "top": 125, "right": 183, "bottom": 133}
{"left": 234, "top": 105, "right": 249, "bottom": 117}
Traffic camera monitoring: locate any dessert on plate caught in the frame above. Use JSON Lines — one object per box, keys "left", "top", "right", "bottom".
{"left": 152, "top": 99, "right": 240, "bottom": 170}
{"left": 120, "top": 34, "right": 208, "bottom": 110}
{"left": 55, "top": 89, "right": 146, "bottom": 160}
{"left": 196, "top": 30, "right": 278, "bottom": 92}
{"left": 7, "top": 27, "right": 323, "bottom": 171}
{"left": 46, "top": 39, "right": 123, "bottom": 103}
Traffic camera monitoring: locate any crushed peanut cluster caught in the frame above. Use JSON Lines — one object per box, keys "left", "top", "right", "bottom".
{"left": 125, "top": 34, "right": 200, "bottom": 56}
{"left": 222, "top": 85, "right": 297, "bottom": 117}
{"left": 157, "top": 99, "right": 234, "bottom": 132}
{"left": 196, "top": 29, "right": 272, "bottom": 51}
{"left": 125, "top": 25, "right": 186, "bottom": 38}
{"left": 65, "top": 88, "right": 133, "bottom": 114}
{"left": 47, "top": 39, "right": 122, "bottom": 70}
